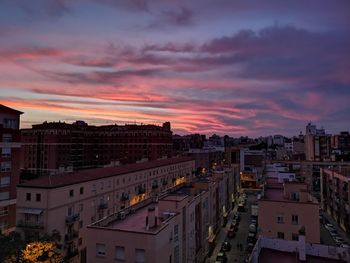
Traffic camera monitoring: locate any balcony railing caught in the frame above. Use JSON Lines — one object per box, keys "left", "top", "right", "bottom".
{"left": 98, "top": 202, "right": 108, "bottom": 210}
{"left": 17, "top": 220, "right": 44, "bottom": 229}
{"left": 65, "top": 213, "right": 80, "bottom": 224}
{"left": 64, "top": 231, "right": 79, "bottom": 243}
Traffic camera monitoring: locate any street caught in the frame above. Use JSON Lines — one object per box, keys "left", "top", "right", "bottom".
{"left": 206, "top": 193, "right": 257, "bottom": 263}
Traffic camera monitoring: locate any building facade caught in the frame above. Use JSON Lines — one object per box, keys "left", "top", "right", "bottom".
{"left": 304, "top": 123, "right": 331, "bottom": 161}
{"left": 258, "top": 178, "right": 320, "bottom": 243}
{"left": 21, "top": 121, "right": 173, "bottom": 177}
{"left": 320, "top": 167, "right": 350, "bottom": 235}
{"left": 0, "top": 104, "right": 22, "bottom": 234}
{"left": 85, "top": 166, "right": 237, "bottom": 263}
{"left": 16, "top": 157, "right": 194, "bottom": 262}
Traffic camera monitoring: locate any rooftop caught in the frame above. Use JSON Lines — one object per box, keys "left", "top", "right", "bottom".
{"left": 104, "top": 203, "right": 173, "bottom": 234}
{"left": 18, "top": 156, "right": 193, "bottom": 189}
{"left": 0, "top": 104, "right": 23, "bottom": 115}
{"left": 259, "top": 248, "right": 346, "bottom": 263}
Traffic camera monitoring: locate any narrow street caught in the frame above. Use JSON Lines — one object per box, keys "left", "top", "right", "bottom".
{"left": 206, "top": 193, "right": 257, "bottom": 263}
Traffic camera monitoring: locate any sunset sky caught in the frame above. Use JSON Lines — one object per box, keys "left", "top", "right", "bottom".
{"left": 0, "top": 0, "right": 349, "bottom": 136}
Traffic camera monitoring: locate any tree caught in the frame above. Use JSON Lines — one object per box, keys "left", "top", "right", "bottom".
{"left": 0, "top": 231, "right": 24, "bottom": 262}
{"left": 21, "top": 241, "right": 63, "bottom": 263}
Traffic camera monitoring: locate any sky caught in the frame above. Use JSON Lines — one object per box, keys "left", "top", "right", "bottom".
{"left": 0, "top": 0, "right": 349, "bottom": 136}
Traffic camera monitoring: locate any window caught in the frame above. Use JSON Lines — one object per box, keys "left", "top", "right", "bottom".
{"left": 0, "top": 206, "right": 8, "bottom": 216}
{"left": 115, "top": 246, "right": 125, "bottom": 261}
{"left": 277, "top": 215, "right": 284, "bottom": 224}
{"left": 78, "top": 237, "right": 82, "bottom": 246}
{"left": 0, "top": 177, "right": 10, "bottom": 187}
{"left": 69, "top": 189, "right": 74, "bottom": 197}
{"left": 1, "top": 162, "right": 11, "bottom": 172}
{"left": 0, "top": 192, "right": 9, "bottom": 201}
{"left": 2, "top": 134, "right": 12, "bottom": 143}
{"left": 80, "top": 187, "right": 84, "bottom": 195}
{"left": 174, "top": 225, "right": 179, "bottom": 242}
{"left": 68, "top": 206, "right": 73, "bottom": 216}
{"left": 277, "top": 232, "right": 284, "bottom": 239}
{"left": 79, "top": 204, "right": 83, "bottom": 212}
{"left": 135, "top": 249, "right": 145, "bottom": 263}
{"left": 96, "top": 243, "right": 106, "bottom": 257}
{"left": 26, "top": 193, "right": 31, "bottom": 201}
{"left": 1, "top": 148, "right": 11, "bottom": 157}
{"left": 292, "top": 233, "right": 299, "bottom": 241}
{"left": 36, "top": 194, "right": 41, "bottom": 202}
{"left": 292, "top": 215, "right": 299, "bottom": 225}
{"left": 79, "top": 220, "right": 83, "bottom": 229}
{"left": 3, "top": 118, "right": 17, "bottom": 129}
{"left": 290, "top": 192, "right": 300, "bottom": 201}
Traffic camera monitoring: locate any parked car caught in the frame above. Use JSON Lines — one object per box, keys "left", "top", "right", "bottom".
{"left": 334, "top": 236, "right": 345, "bottom": 245}
{"left": 251, "top": 218, "right": 257, "bottom": 224}
{"left": 227, "top": 225, "right": 235, "bottom": 238}
{"left": 232, "top": 219, "right": 239, "bottom": 227}
{"left": 340, "top": 244, "right": 350, "bottom": 248}
{"left": 325, "top": 223, "right": 335, "bottom": 230}
{"left": 249, "top": 223, "right": 257, "bottom": 233}
{"left": 329, "top": 229, "right": 338, "bottom": 237}
{"left": 216, "top": 252, "right": 228, "bottom": 263}
{"left": 220, "top": 241, "right": 232, "bottom": 252}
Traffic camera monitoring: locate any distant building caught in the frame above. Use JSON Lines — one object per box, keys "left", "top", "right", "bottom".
{"left": 16, "top": 157, "right": 194, "bottom": 262}
{"left": 273, "top": 135, "right": 284, "bottom": 146}
{"left": 304, "top": 123, "right": 331, "bottom": 161}
{"left": 320, "top": 167, "right": 350, "bottom": 235}
{"left": 188, "top": 147, "right": 223, "bottom": 170}
{"left": 21, "top": 121, "right": 173, "bottom": 176}
{"left": 258, "top": 174, "right": 320, "bottom": 243}
{"left": 0, "top": 104, "right": 22, "bottom": 234}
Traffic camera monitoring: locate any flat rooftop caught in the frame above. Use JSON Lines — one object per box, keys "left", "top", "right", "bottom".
{"left": 18, "top": 156, "right": 193, "bottom": 189}
{"left": 259, "top": 248, "right": 346, "bottom": 263}
{"left": 104, "top": 203, "right": 172, "bottom": 234}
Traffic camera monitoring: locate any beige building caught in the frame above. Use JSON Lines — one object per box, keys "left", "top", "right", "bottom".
{"left": 16, "top": 157, "right": 194, "bottom": 262}
{"left": 258, "top": 178, "right": 320, "bottom": 244}
{"left": 85, "top": 166, "right": 237, "bottom": 263}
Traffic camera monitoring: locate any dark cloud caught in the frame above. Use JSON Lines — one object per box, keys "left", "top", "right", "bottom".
{"left": 148, "top": 6, "right": 195, "bottom": 29}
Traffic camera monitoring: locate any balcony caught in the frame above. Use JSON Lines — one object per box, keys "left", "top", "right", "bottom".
{"left": 98, "top": 202, "right": 108, "bottom": 210}
{"left": 120, "top": 193, "right": 129, "bottom": 202}
{"left": 64, "top": 231, "right": 79, "bottom": 243}
{"left": 138, "top": 187, "right": 146, "bottom": 195}
{"left": 65, "top": 213, "right": 80, "bottom": 224}
{"left": 17, "top": 220, "right": 44, "bottom": 229}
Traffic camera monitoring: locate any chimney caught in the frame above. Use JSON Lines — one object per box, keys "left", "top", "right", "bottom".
{"left": 298, "top": 227, "right": 306, "bottom": 261}
{"left": 146, "top": 206, "right": 157, "bottom": 230}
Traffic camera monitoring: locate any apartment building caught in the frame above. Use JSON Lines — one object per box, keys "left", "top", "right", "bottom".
{"left": 258, "top": 177, "right": 320, "bottom": 243}
{"left": 0, "top": 104, "right": 22, "bottom": 234}
{"left": 16, "top": 157, "right": 194, "bottom": 262}
{"left": 304, "top": 123, "right": 331, "bottom": 161}
{"left": 86, "top": 166, "right": 236, "bottom": 263}
{"left": 320, "top": 167, "right": 350, "bottom": 235}
{"left": 21, "top": 121, "right": 173, "bottom": 176}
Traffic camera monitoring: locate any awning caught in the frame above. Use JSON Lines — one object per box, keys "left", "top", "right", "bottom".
{"left": 17, "top": 208, "right": 43, "bottom": 215}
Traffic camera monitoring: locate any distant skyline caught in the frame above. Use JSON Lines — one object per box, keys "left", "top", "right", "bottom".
{"left": 0, "top": 0, "right": 349, "bottom": 136}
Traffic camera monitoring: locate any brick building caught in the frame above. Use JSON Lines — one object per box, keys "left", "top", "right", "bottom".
{"left": 21, "top": 121, "right": 173, "bottom": 176}
{"left": 0, "top": 104, "right": 22, "bottom": 234}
